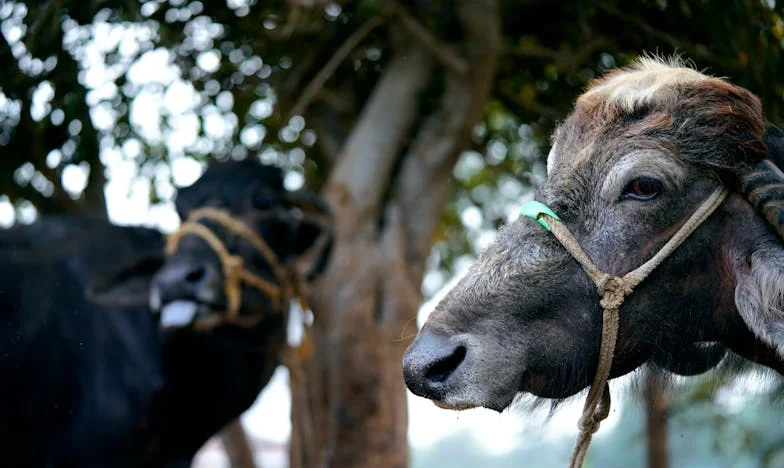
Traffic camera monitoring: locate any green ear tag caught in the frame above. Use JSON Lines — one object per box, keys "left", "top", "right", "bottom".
{"left": 520, "top": 201, "right": 560, "bottom": 232}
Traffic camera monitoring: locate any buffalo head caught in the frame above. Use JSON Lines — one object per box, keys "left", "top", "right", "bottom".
{"left": 403, "top": 57, "right": 784, "bottom": 412}
{"left": 90, "top": 159, "right": 331, "bottom": 330}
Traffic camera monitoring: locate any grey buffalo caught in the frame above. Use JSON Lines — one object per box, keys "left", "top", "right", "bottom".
{"left": 403, "top": 57, "right": 784, "bottom": 426}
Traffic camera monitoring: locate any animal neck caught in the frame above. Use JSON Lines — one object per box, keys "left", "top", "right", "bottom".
{"left": 136, "top": 323, "right": 285, "bottom": 463}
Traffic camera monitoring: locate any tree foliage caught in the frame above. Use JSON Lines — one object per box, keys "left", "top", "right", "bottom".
{"left": 7, "top": 0, "right": 781, "bottom": 281}
{"left": 2, "top": 0, "right": 782, "bottom": 226}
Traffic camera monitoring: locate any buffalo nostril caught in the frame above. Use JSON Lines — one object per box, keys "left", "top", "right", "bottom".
{"left": 425, "top": 345, "right": 466, "bottom": 384}
{"left": 185, "top": 266, "right": 206, "bottom": 284}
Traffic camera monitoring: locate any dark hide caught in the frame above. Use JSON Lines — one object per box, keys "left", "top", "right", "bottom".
{"left": 0, "top": 160, "right": 330, "bottom": 467}
{"left": 0, "top": 220, "right": 164, "bottom": 467}
{"left": 764, "top": 123, "right": 784, "bottom": 169}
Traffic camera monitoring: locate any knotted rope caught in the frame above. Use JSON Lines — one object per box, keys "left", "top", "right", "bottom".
{"left": 523, "top": 186, "right": 728, "bottom": 468}
{"left": 165, "top": 207, "right": 293, "bottom": 330}
{"left": 168, "top": 206, "right": 321, "bottom": 468}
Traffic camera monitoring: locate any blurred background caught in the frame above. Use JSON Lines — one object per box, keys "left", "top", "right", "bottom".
{"left": 2, "top": 0, "right": 784, "bottom": 466}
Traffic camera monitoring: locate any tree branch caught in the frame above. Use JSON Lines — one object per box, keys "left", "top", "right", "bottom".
{"left": 378, "top": 202, "right": 421, "bottom": 326}
{"left": 287, "top": 16, "right": 385, "bottom": 119}
{"left": 74, "top": 93, "right": 108, "bottom": 217}
{"left": 308, "top": 99, "right": 350, "bottom": 166}
{"left": 643, "top": 369, "right": 670, "bottom": 468}
{"left": 276, "top": 36, "right": 331, "bottom": 114}
{"left": 219, "top": 420, "right": 258, "bottom": 468}
{"left": 507, "top": 36, "right": 610, "bottom": 70}
{"left": 7, "top": 90, "right": 87, "bottom": 216}
{"left": 497, "top": 84, "right": 563, "bottom": 121}
{"left": 598, "top": 4, "right": 745, "bottom": 74}
{"left": 393, "top": 0, "right": 501, "bottom": 291}
{"left": 4, "top": 185, "right": 48, "bottom": 213}
{"left": 31, "top": 162, "right": 88, "bottom": 215}
{"left": 324, "top": 44, "right": 433, "bottom": 240}
{"left": 386, "top": 1, "right": 469, "bottom": 76}
{"left": 0, "top": 0, "right": 60, "bottom": 60}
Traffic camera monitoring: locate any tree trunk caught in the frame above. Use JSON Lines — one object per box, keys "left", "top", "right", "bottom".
{"left": 289, "top": 2, "right": 501, "bottom": 467}
{"left": 219, "top": 420, "right": 258, "bottom": 468}
{"left": 643, "top": 370, "right": 670, "bottom": 468}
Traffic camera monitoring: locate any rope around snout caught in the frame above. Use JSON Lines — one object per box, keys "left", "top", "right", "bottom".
{"left": 167, "top": 206, "right": 320, "bottom": 468}
{"left": 165, "top": 207, "right": 292, "bottom": 329}
{"left": 524, "top": 186, "right": 728, "bottom": 468}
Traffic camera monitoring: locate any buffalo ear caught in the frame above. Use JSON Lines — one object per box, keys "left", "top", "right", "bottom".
{"left": 764, "top": 123, "right": 784, "bottom": 168}
{"left": 287, "top": 218, "right": 333, "bottom": 281}
{"left": 87, "top": 255, "right": 165, "bottom": 308}
{"left": 280, "top": 190, "right": 333, "bottom": 280}
{"left": 734, "top": 244, "right": 784, "bottom": 357}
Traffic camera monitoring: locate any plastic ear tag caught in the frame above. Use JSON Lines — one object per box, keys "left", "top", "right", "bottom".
{"left": 520, "top": 201, "right": 560, "bottom": 232}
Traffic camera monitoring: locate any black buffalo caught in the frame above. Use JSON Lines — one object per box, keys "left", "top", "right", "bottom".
{"left": 0, "top": 160, "right": 330, "bottom": 467}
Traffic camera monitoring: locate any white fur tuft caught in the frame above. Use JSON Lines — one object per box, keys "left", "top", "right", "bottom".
{"left": 581, "top": 55, "right": 710, "bottom": 112}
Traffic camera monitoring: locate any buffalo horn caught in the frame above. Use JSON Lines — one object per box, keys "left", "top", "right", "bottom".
{"left": 741, "top": 124, "right": 784, "bottom": 243}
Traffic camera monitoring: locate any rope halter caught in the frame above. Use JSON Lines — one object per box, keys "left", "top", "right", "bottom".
{"left": 521, "top": 185, "right": 728, "bottom": 468}
{"left": 165, "top": 207, "right": 294, "bottom": 330}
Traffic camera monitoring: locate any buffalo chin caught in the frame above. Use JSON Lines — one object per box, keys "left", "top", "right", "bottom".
{"left": 444, "top": 388, "right": 518, "bottom": 413}
{"left": 433, "top": 401, "right": 478, "bottom": 411}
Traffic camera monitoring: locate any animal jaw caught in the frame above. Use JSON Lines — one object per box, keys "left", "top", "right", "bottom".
{"left": 433, "top": 401, "right": 477, "bottom": 411}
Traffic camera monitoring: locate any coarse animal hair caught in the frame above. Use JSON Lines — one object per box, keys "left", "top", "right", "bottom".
{"left": 403, "top": 54, "right": 784, "bottom": 426}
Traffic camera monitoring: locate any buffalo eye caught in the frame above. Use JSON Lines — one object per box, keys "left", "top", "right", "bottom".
{"left": 253, "top": 189, "right": 275, "bottom": 210}
{"left": 622, "top": 177, "right": 662, "bottom": 201}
